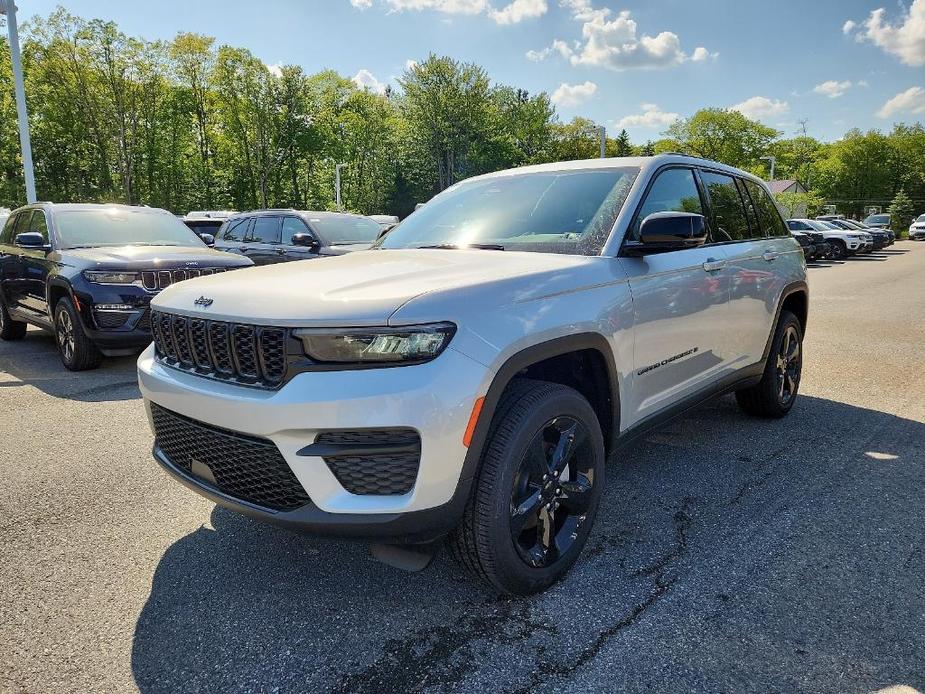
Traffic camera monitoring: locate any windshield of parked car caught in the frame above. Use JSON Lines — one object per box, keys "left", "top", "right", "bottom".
{"left": 865, "top": 214, "right": 889, "bottom": 224}
{"left": 378, "top": 167, "right": 639, "bottom": 256}
{"left": 916, "top": 214, "right": 925, "bottom": 223}
{"left": 308, "top": 215, "right": 381, "bottom": 245}
{"left": 816, "top": 220, "right": 844, "bottom": 230}
{"left": 55, "top": 208, "right": 206, "bottom": 249}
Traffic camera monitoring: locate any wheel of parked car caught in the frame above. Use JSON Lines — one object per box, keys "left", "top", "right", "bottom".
{"left": 828, "top": 240, "right": 847, "bottom": 259}
{"left": 735, "top": 310, "right": 803, "bottom": 418}
{"left": 54, "top": 297, "right": 102, "bottom": 371}
{"left": 447, "top": 379, "right": 605, "bottom": 595}
{"left": 0, "top": 294, "right": 28, "bottom": 341}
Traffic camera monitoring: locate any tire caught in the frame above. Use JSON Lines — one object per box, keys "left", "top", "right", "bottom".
{"left": 829, "top": 240, "right": 847, "bottom": 259}
{"left": 54, "top": 297, "right": 102, "bottom": 371}
{"left": 447, "top": 378, "right": 605, "bottom": 595}
{"left": 0, "top": 293, "right": 28, "bottom": 341}
{"left": 736, "top": 310, "right": 803, "bottom": 418}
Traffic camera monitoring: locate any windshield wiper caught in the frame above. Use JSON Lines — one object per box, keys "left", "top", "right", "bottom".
{"left": 416, "top": 243, "right": 505, "bottom": 251}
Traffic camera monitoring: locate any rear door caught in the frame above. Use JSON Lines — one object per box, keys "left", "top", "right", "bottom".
{"left": 619, "top": 166, "right": 731, "bottom": 422}
{"left": 243, "top": 216, "right": 283, "bottom": 265}
{"left": 2, "top": 212, "right": 32, "bottom": 314}
{"left": 20, "top": 209, "right": 55, "bottom": 318}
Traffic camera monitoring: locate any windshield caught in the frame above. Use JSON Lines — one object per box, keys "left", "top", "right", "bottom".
{"left": 803, "top": 220, "right": 829, "bottom": 231}
{"left": 817, "top": 221, "right": 843, "bottom": 230}
{"left": 309, "top": 215, "right": 380, "bottom": 245}
{"left": 56, "top": 208, "right": 206, "bottom": 249}
{"left": 865, "top": 214, "right": 889, "bottom": 224}
{"left": 916, "top": 214, "right": 925, "bottom": 222}
{"left": 379, "top": 167, "right": 639, "bottom": 256}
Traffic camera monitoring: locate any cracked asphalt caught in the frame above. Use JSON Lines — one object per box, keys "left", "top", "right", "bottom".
{"left": 2, "top": 244, "right": 924, "bottom": 694}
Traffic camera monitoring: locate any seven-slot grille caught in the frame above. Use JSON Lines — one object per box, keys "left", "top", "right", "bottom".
{"left": 142, "top": 267, "right": 229, "bottom": 291}
{"left": 151, "top": 310, "right": 289, "bottom": 388}
{"left": 151, "top": 404, "right": 311, "bottom": 511}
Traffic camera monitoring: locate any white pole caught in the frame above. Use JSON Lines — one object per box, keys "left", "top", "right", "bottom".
{"left": 1, "top": 0, "right": 36, "bottom": 203}
{"left": 598, "top": 126, "right": 606, "bottom": 159}
{"left": 335, "top": 163, "right": 346, "bottom": 211}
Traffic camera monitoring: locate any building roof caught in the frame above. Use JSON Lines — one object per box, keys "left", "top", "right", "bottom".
{"left": 767, "top": 180, "right": 804, "bottom": 194}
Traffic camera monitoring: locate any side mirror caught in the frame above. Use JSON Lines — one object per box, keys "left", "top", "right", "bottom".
{"left": 15, "top": 232, "right": 50, "bottom": 250}
{"left": 625, "top": 212, "right": 707, "bottom": 255}
{"left": 198, "top": 233, "right": 215, "bottom": 247}
{"left": 291, "top": 233, "right": 319, "bottom": 250}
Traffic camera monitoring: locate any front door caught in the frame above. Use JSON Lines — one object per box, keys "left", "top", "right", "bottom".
{"left": 20, "top": 210, "right": 55, "bottom": 318}
{"left": 619, "top": 167, "right": 731, "bottom": 423}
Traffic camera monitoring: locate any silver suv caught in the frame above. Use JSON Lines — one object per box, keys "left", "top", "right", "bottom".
{"left": 138, "top": 155, "right": 808, "bottom": 594}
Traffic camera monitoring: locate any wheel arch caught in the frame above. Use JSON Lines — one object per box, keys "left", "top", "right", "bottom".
{"left": 762, "top": 280, "right": 808, "bottom": 362}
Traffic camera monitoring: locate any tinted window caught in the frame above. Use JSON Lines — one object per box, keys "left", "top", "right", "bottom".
{"left": 30, "top": 210, "right": 49, "bottom": 242}
{"left": 282, "top": 216, "right": 310, "bottom": 242}
{"left": 743, "top": 180, "right": 789, "bottom": 237}
{"left": 308, "top": 215, "right": 379, "bottom": 245}
{"left": 0, "top": 213, "right": 17, "bottom": 244}
{"left": 380, "top": 167, "right": 639, "bottom": 256}
{"left": 221, "top": 218, "right": 249, "bottom": 242}
{"left": 246, "top": 217, "right": 281, "bottom": 244}
{"left": 631, "top": 168, "right": 704, "bottom": 240}
{"left": 55, "top": 208, "right": 206, "bottom": 249}
{"left": 184, "top": 220, "right": 223, "bottom": 234}
{"left": 866, "top": 214, "right": 889, "bottom": 224}
{"left": 14, "top": 211, "right": 32, "bottom": 235}
{"left": 700, "top": 171, "right": 752, "bottom": 242}
{"left": 787, "top": 220, "right": 810, "bottom": 231}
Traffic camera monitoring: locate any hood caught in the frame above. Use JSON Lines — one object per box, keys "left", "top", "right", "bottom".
{"left": 61, "top": 245, "right": 253, "bottom": 270}
{"left": 151, "top": 248, "right": 597, "bottom": 326}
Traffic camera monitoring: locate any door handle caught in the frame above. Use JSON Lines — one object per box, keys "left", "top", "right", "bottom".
{"left": 702, "top": 258, "right": 726, "bottom": 273}
{"left": 762, "top": 250, "right": 779, "bottom": 262}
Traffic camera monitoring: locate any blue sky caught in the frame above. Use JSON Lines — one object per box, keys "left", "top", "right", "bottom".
{"left": 22, "top": 0, "right": 925, "bottom": 142}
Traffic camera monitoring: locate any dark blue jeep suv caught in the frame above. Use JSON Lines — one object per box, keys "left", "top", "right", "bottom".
{"left": 0, "top": 203, "right": 253, "bottom": 370}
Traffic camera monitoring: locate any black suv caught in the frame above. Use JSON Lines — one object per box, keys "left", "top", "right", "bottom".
{"left": 0, "top": 203, "right": 252, "bottom": 370}
{"left": 213, "top": 209, "right": 380, "bottom": 265}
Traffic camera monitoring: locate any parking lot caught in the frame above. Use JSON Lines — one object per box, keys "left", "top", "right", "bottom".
{"left": 1, "top": 244, "right": 923, "bottom": 694}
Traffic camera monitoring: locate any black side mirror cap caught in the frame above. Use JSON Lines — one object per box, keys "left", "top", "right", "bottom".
{"left": 14, "top": 232, "right": 51, "bottom": 250}
{"left": 291, "top": 233, "right": 320, "bottom": 249}
{"left": 624, "top": 212, "right": 707, "bottom": 255}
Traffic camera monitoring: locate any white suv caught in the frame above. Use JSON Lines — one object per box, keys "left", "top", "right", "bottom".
{"left": 138, "top": 155, "right": 808, "bottom": 594}
{"left": 787, "top": 218, "right": 871, "bottom": 257}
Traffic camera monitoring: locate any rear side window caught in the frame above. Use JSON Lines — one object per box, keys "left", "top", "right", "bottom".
{"left": 246, "top": 217, "right": 281, "bottom": 244}
{"left": 700, "top": 171, "right": 752, "bottom": 242}
{"left": 743, "top": 180, "right": 789, "bottom": 238}
{"left": 631, "top": 168, "right": 704, "bottom": 240}
{"left": 221, "top": 218, "right": 249, "bottom": 242}
{"left": 0, "top": 213, "right": 17, "bottom": 244}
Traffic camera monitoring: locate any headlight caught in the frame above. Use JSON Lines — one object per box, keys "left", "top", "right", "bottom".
{"left": 848, "top": 234, "right": 861, "bottom": 239}
{"left": 294, "top": 323, "right": 456, "bottom": 364}
{"left": 83, "top": 270, "right": 140, "bottom": 284}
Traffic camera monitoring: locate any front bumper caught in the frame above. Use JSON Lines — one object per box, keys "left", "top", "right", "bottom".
{"left": 138, "top": 344, "right": 490, "bottom": 540}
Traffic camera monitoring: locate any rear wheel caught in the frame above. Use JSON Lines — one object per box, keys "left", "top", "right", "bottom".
{"left": 736, "top": 310, "right": 802, "bottom": 418}
{"left": 447, "top": 379, "right": 605, "bottom": 595}
{"left": 54, "top": 297, "right": 102, "bottom": 371}
{"left": 0, "top": 294, "right": 27, "bottom": 341}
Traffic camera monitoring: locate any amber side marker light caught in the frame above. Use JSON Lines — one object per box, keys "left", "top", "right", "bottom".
{"left": 463, "top": 396, "right": 485, "bottom": 448}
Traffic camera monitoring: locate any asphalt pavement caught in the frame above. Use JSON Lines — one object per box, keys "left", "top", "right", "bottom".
{"left": 1, "top": 243, "right": 923, "bottom": 694}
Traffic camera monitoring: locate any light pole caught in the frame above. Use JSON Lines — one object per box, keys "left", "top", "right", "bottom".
{"left": 335, "top": 163, "right": 347, "bottom": 211}
{"left": 760, "top": 155, "right": 777, "bottom": 182}
{"left": 598, "top": 126, "right": 606, "bottom": 159}
{"left": 1, "top": 0, "right": 36, "bottom": 203}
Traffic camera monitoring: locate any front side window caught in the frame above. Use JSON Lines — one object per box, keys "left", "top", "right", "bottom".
{"left": 245, "top": 217, "right": 281, "bottom": 244}
{"left": 700, "top": 171, "right": 751, "bottom": 242}
{"left": 30, "top": 211, "right": 49, "bottom": 242}
{"left": 54, "top": 208, "right": 206, "bottom": 249}
{"left": 743, "top": 180, "right": 789, "bottom": 238}
{"left": 14, "top": 211, "right": 32, "bottom": 236}
{"left": 631, "top": 168, "right": 704, "bottom": 241}
{"left": 379, "top": 167, "right": 639, "bottom": 256}
{"left": 282, "top": 216, "right": 311, "bottom": 242}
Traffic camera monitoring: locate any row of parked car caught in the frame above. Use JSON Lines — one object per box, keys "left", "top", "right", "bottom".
{"left": 786, "top": 216, "right": 898, "bottom": 261}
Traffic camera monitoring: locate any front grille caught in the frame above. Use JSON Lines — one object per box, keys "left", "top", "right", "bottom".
{"left": 141, "top": 267, "right": 229, "bottom": 291}
{"left": 94, "top": 310, "right": 130, "bottom": 329}
{"left": 151, "top": 404, "right": 311, "bottom": 511}
{"left": 316, "top": 429, "right": 421, "bottom": 496}
{"left": 151, "top": 310, "right": 288, "bottom": 388}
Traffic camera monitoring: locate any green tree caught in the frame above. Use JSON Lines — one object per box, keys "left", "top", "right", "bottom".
{"left": 774, "top": 190, "right": 826, "bottom": 218}
{"left": 664, "top": 108, "right": 779, "bottom": 169}
{"left": 888, "top": 188, "right": 914, "bottom": 238}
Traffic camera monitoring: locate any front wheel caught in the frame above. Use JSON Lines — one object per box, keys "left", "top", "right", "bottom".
{"left": 54, "top": 297, "right": 102, "bottom": 371}
{"left": 447, "top": 379, "right": 605, "bottom": 595}
{"left": 736, "top": 310, "right": 803, "bottom": 418}
{"left": 829, "top": 240, "right": 847, "bottom": 259}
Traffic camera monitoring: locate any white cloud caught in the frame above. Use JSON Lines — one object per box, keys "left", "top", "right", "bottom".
{"left": 813, "top": 80, "right": 852, "bottom": 98}
{"left": 729, "top": 96, "right": 790, "bottom": 120}
{"left": 351, "top": 69, "right": 387, "bottom": 94}
{"left": 844, "top": 0, "right": 925, "bottom": 66}
{"left": 876, "top": 86, "right": 925, "bottom": 118}
{"left": 488, "top": 0, "right": 547, "bottom": 24}
{"left": 382, "top": 0, "right": 488, "bottom": 13}
{"left": 405, "top": 59, "right": 418, "bottom": 70}
{"left": 266, "top": 63, "right": 283, "bottom": 78}
{"left": 858, "top": 79, "right": 869, "bottom": 87}
{"left": 691, "top": 46, "right": 718, "bottom": 61}
{"left": 551, "top": 81, "right": 598, "bottom": 107}
{"left": 616, "top": 103, "right": 680, "bottom": 129}
{"left": 529, "top": 3, "right": 711, "bottom": 71}
{"left": 350, "top": 0, "right": 373, "bottom": 7}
